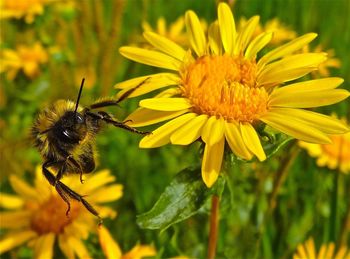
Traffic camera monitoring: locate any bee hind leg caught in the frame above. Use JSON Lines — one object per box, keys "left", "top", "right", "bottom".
{"left": 42, "top": 161, "right": 102, "bottom": 224}
{"left": 42, "top": 162, "right": 71, "bottom": 215}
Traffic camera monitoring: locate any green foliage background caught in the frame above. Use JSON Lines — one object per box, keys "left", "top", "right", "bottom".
{"left": 0, "top": 0, "right": 349, "bottom": 258}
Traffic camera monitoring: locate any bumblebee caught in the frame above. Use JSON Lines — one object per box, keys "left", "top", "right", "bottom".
{"left": 31, "top": 78, "right": 148, "bottom": 222}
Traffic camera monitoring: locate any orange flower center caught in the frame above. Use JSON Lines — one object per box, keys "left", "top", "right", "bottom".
{"left": 322, "top": 134, "right": 350, "bottom": 163}
{"left": 181, "top": 55, "right": 268, "bottom": 123}
{"left": 30, "top": 195, "right": 81, "bottom": 234}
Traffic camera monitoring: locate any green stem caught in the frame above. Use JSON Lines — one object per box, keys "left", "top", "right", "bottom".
{"left": 329, "top": 170, "right": 339, "bottom": 242}
{"left": 268, "top": 142, "right": 300, "bottom": 214}
{"left": 208, "top": 195, "right": 220, "bottom": 259}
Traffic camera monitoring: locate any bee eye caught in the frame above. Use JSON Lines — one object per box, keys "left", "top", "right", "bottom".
{"left": 59, "top": 128, "right": 80, "bottom": 144}
{"left": 75, "top": 114, "right": 84, "bottom": 124}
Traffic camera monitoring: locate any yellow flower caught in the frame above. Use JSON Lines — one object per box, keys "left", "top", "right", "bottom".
{"left": 293, "top": 238, "right": 350, "bottom": 259}
{"left": 239, "top": 17, "right": 297, "bottom": 45}
{"left": 0, "top": 42, "right": 48, "bottom": 80}
{"left": 98, "top": 225, "right": 156, "bottom": 259}
{"left": 116, "top": 3, "right": 349, "bottom": 187}
{"left": 0, "top": 167, "right": 123, "bottom": 258}
{"left": 299, "top": 116, "right": 350, "bottom": 174}
{"left": 142, "top": 16, "right": 188, "bottom": 46}
{"left": 0, "top": 0, "right": 50, "bottom": 24}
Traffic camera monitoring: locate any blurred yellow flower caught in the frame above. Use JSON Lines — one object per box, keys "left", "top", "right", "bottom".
{"left": 299, "top": 116, "right": 350, "bottom": 174}
{"left": 116, "top": 3, "right": 349, "bottom": 187}
{"left": 239, "top": 17, "right": 297, "bottom": 45}
{"left": 0, "top": 42, "right": 48, "bottom": 80}
{"left": 0, "top": 168, "right": 123, "bottom": 258}
{"left": 302, "top": 45, "right": 341, "bottom": 77}
{"left": 293, "top": 238, "right": 350, "bottom": 259}
{"left": 0, "top": 0, "right": 51, "bottom": 24}
{"left": 98, "top": 225, "right": 156, "bottom": 259}
{"left": 142, "top": 16, "right": 188, "bottom": 46}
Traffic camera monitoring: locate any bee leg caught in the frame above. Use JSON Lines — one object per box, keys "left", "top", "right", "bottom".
{"left": 85, "top": 110, "right": 150, "bottom": 135}
{"left": 89, "top": 77, "right": 151, "bottom": 109}
{"left": 65, "top": 155, "right": 84, "bottom": 184}
{"left": 58, "top": 181, "right": 103, "bottom": 225}
{"left": 42, "top": 162, "right": 72, "bottom": 215}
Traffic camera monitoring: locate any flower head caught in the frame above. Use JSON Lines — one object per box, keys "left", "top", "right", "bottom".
{"left": 0, "top": 42, "right": 48, "bottom": 80}
{"left": 0, "top": 168, "right": 122, "bottom": 258}
{"left": 299, "top": 116, "right": 350, "bottom": 174}
{"left": 293, "top": 238, "right": 349, "bottom": 259}
{"left": 0, "top": 0, "right": 50, "bottom": 23}
{"left": 98, "top": 225, "right": 156, "bottom": 259}
{"left": 116, "top": 3, "right": 349, "bottom": 187}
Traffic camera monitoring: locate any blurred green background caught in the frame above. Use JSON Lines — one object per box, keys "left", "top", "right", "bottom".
{"left": 0, "top": 0, "right": 349, "bottom": 258}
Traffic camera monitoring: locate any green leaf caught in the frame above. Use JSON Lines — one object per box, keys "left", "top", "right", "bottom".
{"left": 259, "top": 125, "right": 293, "bottom": 158}
{"left": 137, "top": 167, "right": 224, "bottom": 231}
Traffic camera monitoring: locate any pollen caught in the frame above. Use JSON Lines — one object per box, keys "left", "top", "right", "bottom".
{"left": 30, "top": 195, "right": 81, "bottom": 234}
{"left": 181, "top": 55, "right": 268, "bottom": 123}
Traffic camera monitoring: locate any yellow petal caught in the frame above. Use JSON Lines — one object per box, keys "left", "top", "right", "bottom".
{"left": 305, "top": 238, "right": 316, "bottom": 258}
{"left": 240, "top": 123, "right": 266, "bottom": 161}
{"left": 245, "top": 32, "right": 273, "bottom": 59}
{"left": 79, "top": 169, "right": 115, "bottom": 194}
{"left": 143, "top": 31, "right": 186, "bottom": 61}
{"left": 266, "top": 108, "right": 349, "bottom": 134}
{"left": 58, "top": 235, "right": 75, "bottom": 259}
{"left": 90, "top": 184, "right": 123, "bottom": 203}
{"left": 224, "top": 122, "right": 253, "bottom": 160}
{"left": 33, "top": 233, "right": 55, "bottom": 259}
{"left": 9, "top": 175, "right": 38, "bottom": 200}
{"left": 140, "top": 113, "right": 196, "bottom": 148}
{"left": 317, "top": 243, "right": 327, "bottom": 259}
{"left": 258, "top": 53, "right": 327, "bottom": 84}
{"left": 259, "top": 53, "right": 326, "bottom": 75}
{"left": 0, "top": 193, "right": 24, "bottom": 209}
{"left": 201, "top": 116, "right": 225, "bottom": 145}
{"left": 269, "top": 89, "right": 349, "bottom": 108}
{"left": 0, "top": 230, "right": 37, "bottom": 254}
{"left": 208, "top": 21, "right": 222, "bottom": 55}
{"left": 218, "top": 2, "right": 236, "bottom": 55}
{"left": 98, "top": 225, "right": 122, "bottom": 259}
{"left": 140, "top": 98, "right": 192, "bottom": 111}
{"left": 258, "top": 33, "right": 317, "bottom": 66}
{"left": 235, "top": 16, "right": 260, "bottom": 54}
{"left": 119, "top": 47, "right": 181, "bottom": 71}
{"left": 185, "top": 10, "right": 206, "bottom": 56}
{"left": 324, "top": 243, "right": 335, "bottom": 259}
{"left": 155, "top": 87, "right": 181, "bottom": 98}
{"left": 0, "top": 211, "right": 31, "bottom": 228}
{"left": 171, "top": 114, "right": 208, "bottom": 145}
{"left": 95, "top": 205, "right": 117, "bottom": 219}
{"left": 115, "top": 73, "right": 179, "bottom": 89}
{"left": 260, "top": 67, "right": 317, "bottom": 87}
{"left": 125, "top": 108, "right": 188, "bottom": 127}
{"left": 70, "top": 236, "right": 92, "bottom": 259}
{"left": 295, "top": 243, "right": 308, "bottom": 259}
{"left": 270, "top": 77, "right": 344, "bottom": 95}
{"left": 260, "top": 111, "right": 331, "bottom": 144}
{"left": 115, "top": 74, "right": 179, "bottom": 99}
{"left": 122, "top": 244, "right": 157, "bottom": 259}
{"left": 202, "top": 138, "right": 225, "bottom": 188}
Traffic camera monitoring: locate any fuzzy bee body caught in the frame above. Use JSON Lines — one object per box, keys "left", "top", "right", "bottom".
{"left": 32, "top": 100, "right": 99, "bottom": 175}
{"left": 31, "top": 78, "right": 149, "bottom": 222}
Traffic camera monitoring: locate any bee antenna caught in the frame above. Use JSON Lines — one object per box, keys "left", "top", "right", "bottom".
{"left": 75, "top": 78, "right": 85, "bottom": 113}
